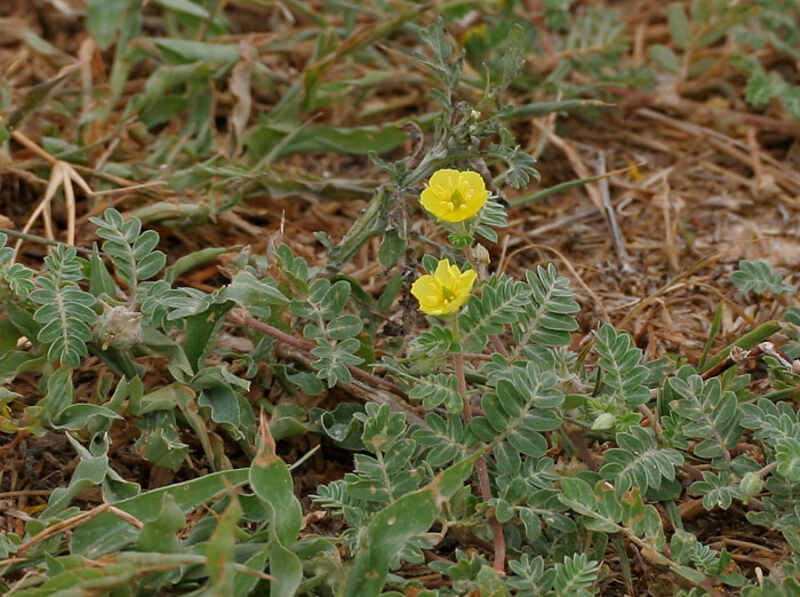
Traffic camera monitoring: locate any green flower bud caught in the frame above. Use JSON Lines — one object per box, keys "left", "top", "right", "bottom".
{"left": 95, "top": 304, "right": 143, "bottom": 350}
{"left": 739, "top": 471, "right": 764, "bottom": 505}
{"left": 591, "top": 413, "right": 616, "bottom": 431}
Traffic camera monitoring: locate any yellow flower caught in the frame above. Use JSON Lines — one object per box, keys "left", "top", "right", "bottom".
{"left": 411, "top": 259, "right": 477, "bottom": 316}
{"left": 420, "top": 169, "right": 488, "bottom": 223}
{"left": 461, "top": 23, "right": 488, "bottom": 43}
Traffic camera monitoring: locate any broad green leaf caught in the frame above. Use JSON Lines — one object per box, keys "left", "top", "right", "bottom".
{"left": 6, "top": 301, "right": 38, "bottom": 342}
{"left": 247, "top": 122, "right": 406, "bottom": 159}
{"left": 672, "top": 564, "right": 706, "bottom": 585}
{"left": 41, "top": 367, "right": 74, "bottom": 424}
{"left": 154, "top": 0, "right": 210, "bottom": 18}
{"left": 10, "top": 567, "right": 105, "bottom": 596}
{"left": 206, "top": 497, "right": 242, "bottom": 595}
{"left": 648, "top": 44, "right": 681, "bottom": 72}
{"left": 136, "top": 494, "right": 185, "bottom": 553}
{"left": 183, "top": 301, "right": 234, "bottom": 372}
{"left": 343, "top": 455, "right": 475, "bottom": 597}
{"left": 0, "top": 350, "right": 40, "bottom": 385}
{"left": 317, "top": 402, "right": 365, "bottom": 449}
{"left": 377, "top": 273, "right": 403, "bottom": 313}
{"left": 132, "top": 62, "right": 213, "bottom": 119}
{"left": 268, "top": 540, "right": 303, "bottom": 597}
{"left": 288, "top": 371, "right": 325, "bottom": 396}
{"left": 152, "top": 38, "right": 239, "bottom": 64}
{"left": 269, "top": 402, "right": 312, "bottom": 441}
{"left": 70, "top": 468, "right": 249, "bottom": 557}
{"left": 669, "top": 528, "right": 698, "bottom": 564}
{"left": 249, "top": 415, "right": 302, "bottom": 596}
{"left": 233, "top": 547, "right": 269, "bottom": 597}
{"left": 43, "top": 451, "right": 109, "bottom": 518}
{"left": 198, "top": 384, "right": 242, "bottom": 428}
{"left": 691, "top": 0, "right": 711, "bottom": 23}
{"left": 667, "top": 3, "right": 692, "bottom": 49}
{"left": 51, "top": 404, "right": 123, "bottom": 430}
{"left": 87, "top": 0, "right": 133, "bottom": 49}
{"left": 776, "top": 438, "right": 800, "bottom": 481}
{"left": 223, "top": 271, "right": 289, "bottom": 312}
{"left": 320, "top": 280, "right": 350, "bottom": 319}
{"left": 507, "top": 428, "right": 547, "bottom": 457}
{"left": 327, "top": 315, "right": 363, "bottom": 340}
{"left": 379, "top": 229, "right": 406, "bottom": 269}
{"left": 89, "top": 244, "right": 117, "bottom": 297}
{"left": 164, "top": 246, "right": 230, "bottom": 283}
{"left": 249, "top": 418, "right": 302, "bottom": 546}
{"left": 137, "top": 412, "right": 189, "bottom": 471}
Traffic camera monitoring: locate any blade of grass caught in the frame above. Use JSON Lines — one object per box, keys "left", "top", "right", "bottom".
{"left": 698, "top": 302, "right": 724, "bottom": 371}
{"left": 700, "top": 320, "right": 782, "bottom": 375}
{"left": 508, "top": 164, "right": 638, "bottom": 207}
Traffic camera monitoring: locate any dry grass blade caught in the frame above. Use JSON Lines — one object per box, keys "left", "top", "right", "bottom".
{"left": 10, "top": 130, "right": 94, "bottom": 256}
{"left": 596, "top": 150, "right": 631, "bottom": 270}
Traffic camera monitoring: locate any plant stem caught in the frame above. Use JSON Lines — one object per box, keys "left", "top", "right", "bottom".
{"left": 699, "top": 321, "right": 782, "bottom": 378}
{"left": 757, "top": 461, "right": 778, "bottom": 477}
{"left": 0, "top": 227, "right": 92, "bottom": 255}
{"left": 231, "top": 309, "right": 401, "bottom": 394}
{"left": 639, "top": 403, "right": 664, "bottom": 444}
{"left": 454, "top": 320, "right": 505, "bottom": 572}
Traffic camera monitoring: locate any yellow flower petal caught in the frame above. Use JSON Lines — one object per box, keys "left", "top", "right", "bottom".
{"left": 411, "top": 259, "right": 477, "bottom": 316}
{"left": 420, "top": 169, "right": 488, "bottom": 223}
{"left": 428, "top": 169, "right": 461, "bottom": 190}
{"left": 410, "top": 275, "right": 443, "bottom": 312}
{"left": 434, "top": 259, "right": 457, "bottom": 288}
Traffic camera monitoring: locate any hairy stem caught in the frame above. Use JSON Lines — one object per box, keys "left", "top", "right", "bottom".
{"left": 455, "top": 344, "right": 505, "bottom": 572}
{"left": 231, "top": 309, "right": 401, "bottom": 394}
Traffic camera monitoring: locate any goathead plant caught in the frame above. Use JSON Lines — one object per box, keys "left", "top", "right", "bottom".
{"left": 3, "top": 11, "right": 800, "bottom": 597}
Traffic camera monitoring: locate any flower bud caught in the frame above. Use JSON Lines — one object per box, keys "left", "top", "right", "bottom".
{"left": 591, "top": 413, "right": 616, "bottom": 431}
{"left": 739, "top": 472, "right": 764, "bottom": 504}
{"left": 95, "top": 304, "right": 143, "bottom": 350}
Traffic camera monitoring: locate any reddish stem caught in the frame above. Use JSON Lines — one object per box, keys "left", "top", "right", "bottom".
{"left": 230, "top": 309, "right": 403, "bottom": 395}
{"left": 456, "top": 351, "right": 506, "bottom": 572}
